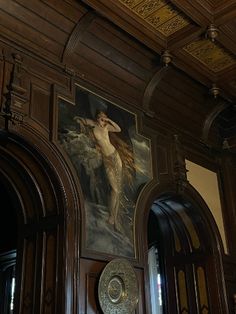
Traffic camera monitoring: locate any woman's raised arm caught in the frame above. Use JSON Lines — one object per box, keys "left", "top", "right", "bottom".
{"left": 105, "top": 118, "right": 121, "bottom": 132}
{"left": 74, "top": 116, "right": 95, "bottom": 127}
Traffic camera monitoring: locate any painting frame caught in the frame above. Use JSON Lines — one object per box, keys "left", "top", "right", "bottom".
{"left": 57, "top": 82, "right": 153, "bottom": 260}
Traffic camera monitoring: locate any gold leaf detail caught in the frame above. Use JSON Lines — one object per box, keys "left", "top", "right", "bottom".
{"left": 146, "top": 4, "right": 177, "bottom": 28}
{"left": 184, "top": 39, "right": 236, "bottom": 72}
{"left": 134, "top": 0, "right": 165, "bottom": 17}
{"left": 158, "top": 15, "right": 189, "bottom": 35}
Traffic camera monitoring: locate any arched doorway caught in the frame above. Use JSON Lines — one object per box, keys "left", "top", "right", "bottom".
{"left": 0, "top": 177, "right": 19, "bottom": 314}
{"left": 0, "top": 130, "right": 79, "bottom": 313}
{"left": 146, "top": 192, "right": 228, "bottom": 314}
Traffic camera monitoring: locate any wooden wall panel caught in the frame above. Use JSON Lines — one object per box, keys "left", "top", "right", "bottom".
{"left": 0, "top": 1, "right": 235, "bottom": 313}
{"left": 41, "top": 232, "right": 57, "bottom": 314}
{"left": 40, "top": 0, "right": 88, "bottom": 22}
{"left": 20, "top": 239, "right": 36, "bottom": 314}
{"left": 79, "top": 258, "right": 105, "bottom": 314}
{"left": 0, "top": 0, "right": 87, "bottom": 63}
{"left": 69, "top": 51, "right": 144, "bottom": 106}
{"left": 0, "top": 58, "right": 3, "bottom": 111}
{"left": 157, "top": 145, "right": 169, "bottom": 176}
{"left": 15, "top": 0, "right": 76, "bottom": 34}
{"left": 90, "top": 19, "right": 156, "bottom": 72}
{"left": 85, "top": 273, "right": 100, "bottom": 314}
{"left": 30, "top": 83, "right": 50, "bottom": 132}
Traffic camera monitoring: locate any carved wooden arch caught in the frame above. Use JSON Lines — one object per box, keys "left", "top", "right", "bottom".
{"left": 0, "top": 130, "right": 80, "bottom": 314}
{"left": 137, "top": 181, "right": 229, "bottom": 314}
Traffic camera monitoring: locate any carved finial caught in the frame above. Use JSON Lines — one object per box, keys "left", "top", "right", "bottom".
{"left": 13, "top": 53, "right": 23, "bottom": 63}
{"left": 161, "top": 50, "right": 172, "bottom": 67}
{"left": 206, "top": 24, "right": 219, "bottom": 42}
{"left": 222, "top": 139, "right": 230, "bottom": 150}
{"left": 209, "top": 83, "right": 220, "bottom": 99}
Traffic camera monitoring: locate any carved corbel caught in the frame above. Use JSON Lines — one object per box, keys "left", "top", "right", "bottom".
{"left": 62, "top": 11, "right": 96, "bottom": 65}
{"left": 1, "top": 53, "right": 28, "bottom": 130}
{"left": 202, "top": 98, "right": 228, "bottom": 145}
{"left": 172, "top": 134, "right": 188, "bottom": 193}
{"left": 142, "top": 50, "right": 172, "bottom": 118}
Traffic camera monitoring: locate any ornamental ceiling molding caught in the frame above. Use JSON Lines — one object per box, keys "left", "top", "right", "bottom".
{"left": 183, "top": 39, "right": 236, "bottom": 72}
{"left": 118, "top": 0, "right": 192, "bottom": 36}
{"left": 83, "top": 0, "right": 236, "bottom": 98}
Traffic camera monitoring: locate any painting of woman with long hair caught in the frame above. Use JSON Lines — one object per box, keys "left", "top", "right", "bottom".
{"left": 58, "top": 87, "right": 152, "bottom": 257}
{"left": 74, "top": 111, "right": 125, "bottom": 231}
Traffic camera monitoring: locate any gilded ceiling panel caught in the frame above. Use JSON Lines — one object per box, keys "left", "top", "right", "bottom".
{"left": 118, "top": 0, "right": 191, "bottom": 36}
{"left": 183, "top": 39, "right": 236, "bottom": 72}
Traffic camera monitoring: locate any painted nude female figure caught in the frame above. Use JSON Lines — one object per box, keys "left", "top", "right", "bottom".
{"left": 74, "top": 111, "right": 123, "bottom": 230}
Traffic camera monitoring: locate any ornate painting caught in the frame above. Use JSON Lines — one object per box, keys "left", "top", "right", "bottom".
{"left": 58, "top": 86, "right": 152, "bottom": 257}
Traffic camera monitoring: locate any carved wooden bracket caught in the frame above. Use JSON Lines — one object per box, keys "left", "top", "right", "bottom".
{"left": 1, "top": 53, "right": 27, "bottom": 130}
{"left": 62, "top": 11, "right": 96, "bottom": 65}
{"left": 202, "top": 98, "right": 228, "bottom": 145}
{"left": 172, "top": 134, "right": 188, "bottom": 193}
{"left": 142, "top": 65, "right": 170, "bottom": 117}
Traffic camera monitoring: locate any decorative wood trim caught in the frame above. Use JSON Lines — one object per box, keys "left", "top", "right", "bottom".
{"left": 62, "top": 11, "right": 96, "bottom": 64}
{"left": 202, "top": 99, "right": 229, "bottom": 143}
{"left": 142, "top": 66, "right": 169, "bottom": 117}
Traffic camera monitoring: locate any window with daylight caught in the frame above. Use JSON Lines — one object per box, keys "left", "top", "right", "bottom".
{"left": 148, "top": 245, "right": 163, "bottom": 314}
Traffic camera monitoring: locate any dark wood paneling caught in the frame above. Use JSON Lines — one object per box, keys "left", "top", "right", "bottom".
{"left": 41, "top": 232, "right": 57, "bottom": 313}
{"left": 87, "top": 19, "right": 156, "bottom": 77}
{"left": 41, "top": 0, "right": 87, "bottom": 23}
{"left": 15, "top": 0, "right": 75, "bottom": 33}
{"left": 30, "top": 83, "right": 50, "bottom": 131}
{"left": 20, "top": 239, "right": 36, "bottom": 314}
{"left": 68, "top": 52, "right": 144, "bottom": 106}
{"left": 0, "top": 9, "right": 63, "bottom": 57}
{"left": 0, "top": 1, "right": 235, "bottom": 314}
{"left": 79, "top": 258, "right": 105, "bottom": 314}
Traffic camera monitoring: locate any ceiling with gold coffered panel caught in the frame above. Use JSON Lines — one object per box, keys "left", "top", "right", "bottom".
{"left": 84, "top": 0, "right": 236, "bottom": 99}
{"left": 118, "top": 0, "right": 192, "bottom": 36}
{"left": 183, "top": 39, "right": 236, "bottom": 73}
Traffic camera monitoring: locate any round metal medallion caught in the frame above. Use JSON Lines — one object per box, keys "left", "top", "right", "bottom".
{"left": 98, "top": 258, "right": 139, "bottom": 314}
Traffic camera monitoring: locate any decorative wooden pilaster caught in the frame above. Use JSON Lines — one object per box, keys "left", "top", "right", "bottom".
{"left": 1, "top": 53, "right": 27, "bottom": 130}
{"left": 173, "top": 134, "right": 188, "bottom": 194}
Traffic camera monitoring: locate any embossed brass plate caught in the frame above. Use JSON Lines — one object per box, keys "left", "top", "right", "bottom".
{"left": 98, "top": 258, "right": 139, "bottom": 313}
